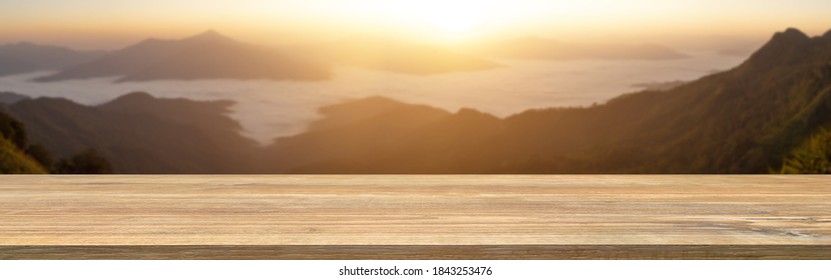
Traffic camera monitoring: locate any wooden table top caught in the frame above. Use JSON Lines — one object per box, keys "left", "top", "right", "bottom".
{"left": 1, "top": 175, "right": 829, "bottom": 259}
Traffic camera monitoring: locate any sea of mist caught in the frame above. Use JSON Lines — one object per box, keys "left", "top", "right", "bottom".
{"left": 0, "top": 52, "right": 747, "bottom": 145}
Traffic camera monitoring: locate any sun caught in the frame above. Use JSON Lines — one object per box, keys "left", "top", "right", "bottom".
{"left": 426, "top": 3, "right": 486, "bottom": 33}
{"left": 388, "top": 0, "right": 488, "bottom": 34}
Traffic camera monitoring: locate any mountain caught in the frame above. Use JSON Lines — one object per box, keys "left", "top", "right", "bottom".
{"left": 470, "top": 37, "right": 688, "bottom": 60}
{"left": 263, "top": 27, "right": 831, "bottom": 173}
{"left": 308, "top": 36, "right": 500, "bottom": 75}
{"left": 0, "top": 42, "right": 105, "bottom": 76}
{"left": 267, "top": 96, "right": 453, "bottom": 171}
{"left": 34, "top": 30, "right": 331, "bottom": 82}
{"left": 0, "top": 92, "right": 262, "bottom": 173}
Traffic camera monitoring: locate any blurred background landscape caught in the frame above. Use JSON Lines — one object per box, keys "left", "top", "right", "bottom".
{"left": 2, "top": 0, "right": 831, "bottom": 174}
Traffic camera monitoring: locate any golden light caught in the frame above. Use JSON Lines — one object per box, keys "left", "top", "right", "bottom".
{"left": 387, "top": 0, "right": 488, "bottom": 34}
{"left": 426, "top": 3, "right": 486, "bottom": 33}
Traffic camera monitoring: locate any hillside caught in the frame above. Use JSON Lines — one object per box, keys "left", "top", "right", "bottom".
{"left": 0, "top": 137, "right": 46, "bottom": 174}
{"left": 0, "top": 112, "right": 46, "bottom": 174}
{"left": 1, "top": 92, "right": 261, "bottom": 173}
{"left": 779, "top": 129, "right": 831, "bottom": 173}
{"left": 264, "top": 28, "right": 831, "bottom": 173}
{"left": 34, "top": 30, "right": 331, "bottom": 83}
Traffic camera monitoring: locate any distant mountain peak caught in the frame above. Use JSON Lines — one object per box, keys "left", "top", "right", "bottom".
{"left": 773, "top": 27, "right": 809, "bottom": 42}
{"left": 197, "top": 29, "right": 221, "bottom": 36}
{"left": 131, "top": 38, "right": 165, "bottom": 47}
{"left": 742, "top": 27, "right": 820, "bottom": 70}
{"left": 824, "top": 29, "right": 831, "bottom": 39}
{"left": 172, "top": 30, "right": 241, "bottom": 49}
{"left": 184, "top": 29, "right": 233, "bottom": 42}
{"left": 109, "top": 91, "right": 155, "bottom": 103}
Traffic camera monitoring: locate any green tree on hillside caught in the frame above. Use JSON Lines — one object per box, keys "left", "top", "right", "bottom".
{"left": 780, "top": 129, "right": 831, "bottom": 174}
{"left": 1, "top": 113, "right": 46, "bottom": 173}
{"left": 3, "top": 112, "right": 113, "bottom": 174}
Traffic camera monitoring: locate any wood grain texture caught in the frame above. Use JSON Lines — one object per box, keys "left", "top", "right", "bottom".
{"left": 0, "top": 175, "right": 830, "bottom": 259}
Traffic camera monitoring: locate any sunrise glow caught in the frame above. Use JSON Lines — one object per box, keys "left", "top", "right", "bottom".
{"left": 2, "top": 0, "right": 831, "bottom": 48}
{"left": 387, "top": 0, "right": 488, "bottom": 34}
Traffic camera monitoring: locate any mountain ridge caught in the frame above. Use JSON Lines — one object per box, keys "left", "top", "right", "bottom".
{"left": 1, "top": 92, "right": 261, "bottom": 173}
{"left": 0, "top": 42, "right": 105, "bottom": 77}
{"left": 34, "top": 30, "right": 332, "bottom": 83}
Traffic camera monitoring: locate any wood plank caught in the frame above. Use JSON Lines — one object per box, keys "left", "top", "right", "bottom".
{"left": 1, "top": 175, "right": 830, "bottom": 259}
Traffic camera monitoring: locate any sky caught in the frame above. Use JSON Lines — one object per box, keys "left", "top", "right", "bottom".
{"left": 2, "top": 0, "right": 831, "bottom": 49}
